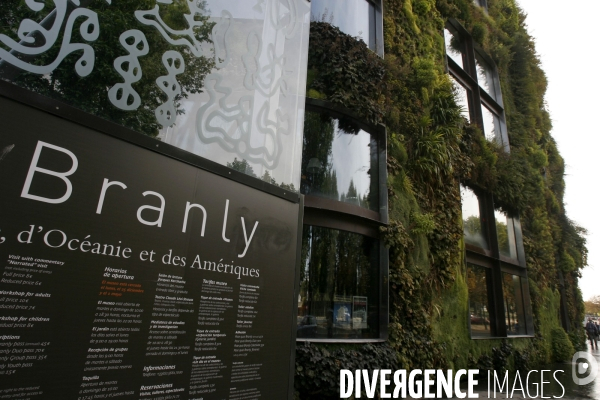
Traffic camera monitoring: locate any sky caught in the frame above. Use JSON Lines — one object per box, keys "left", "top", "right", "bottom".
{"left": 516, "top": 0, "right": 600, "bottom": 301}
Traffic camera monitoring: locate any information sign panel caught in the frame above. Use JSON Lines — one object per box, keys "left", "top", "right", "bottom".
{"left": 0, "top": 95, "right": 300, "bottom": 399}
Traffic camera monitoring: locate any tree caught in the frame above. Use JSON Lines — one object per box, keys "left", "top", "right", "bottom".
{"left": 584, "top": 295, "right": 600, "bottom": 315}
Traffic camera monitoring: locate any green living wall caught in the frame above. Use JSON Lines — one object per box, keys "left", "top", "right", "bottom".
{"left": 294, "top": 0, "right": 588, "bottom": 398}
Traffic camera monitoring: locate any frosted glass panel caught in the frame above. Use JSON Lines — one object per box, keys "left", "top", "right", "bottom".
{"left": 0, "top": 0, "right": 311, "bottom": 189}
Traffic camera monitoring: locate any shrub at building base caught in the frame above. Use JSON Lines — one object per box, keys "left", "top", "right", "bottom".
{"left": 550, "top": 327, "right": 575, "bottom": 363}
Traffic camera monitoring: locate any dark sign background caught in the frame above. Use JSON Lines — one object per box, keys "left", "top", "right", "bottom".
{"left": 0, "top": 95, "right": 300, "bottom": 399}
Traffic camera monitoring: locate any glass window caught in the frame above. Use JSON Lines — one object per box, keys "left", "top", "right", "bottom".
{"left": 297, "top": 226, "right": 380, "bottom": 339}
{"left": 451, "top": 77, "right": 471, "bottom": 122}
{"left": 467, "top": 263, "right": 492, "bottom": 337}
{"left": 495, "top": 210, "right": 518, "bottom": 260}
{"left": 481, "top": 105, "right": 503, "bottom": 145}
{"left": 444, "top": 29, "right": 463, "bottom": 68}
{"left": 503, "top": 274, "right": 528, "bottom": 335}
{"left": 451, "top": 19, "right": 532, "bottom": 339}
{"left": 461, "top": 186, "right": 488, "bottom": 249}
{"left": 301, "top": 110, "right": 379, "bottom": 211}
{"left": 311, "top": 0, "right": 378, "bottom": 51}
{"left": 475, "top": 54, "right": 498, "bottom": 100}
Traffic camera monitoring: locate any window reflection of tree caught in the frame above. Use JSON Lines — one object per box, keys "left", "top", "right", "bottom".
{"left": 301, "top": 111, "right": 375, "bottom": 209}
{"left": 301, "top": 226, "right": 375, "bottom": 338}
{"left": 496, "top": 219, "right": 510, "bottom": 256}
{"left": 463, "top": 215, "right": 486, "bottom": 248}
{"left": 301, "top": 111, "right": 338, "bottom": 198}
{"left": 502, "top": 274, "right": 525, "bottom": 335}
{"left": 467, "top": 264, "right": 490, "bottom": 334}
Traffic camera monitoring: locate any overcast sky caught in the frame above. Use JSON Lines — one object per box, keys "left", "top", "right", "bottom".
{"left": 516, "top": 0, "right": 600, "bottom": 301}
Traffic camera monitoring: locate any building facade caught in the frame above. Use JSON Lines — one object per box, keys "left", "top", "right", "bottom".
{"left": 0, "top": 0, "right": 588, "bottom": 399}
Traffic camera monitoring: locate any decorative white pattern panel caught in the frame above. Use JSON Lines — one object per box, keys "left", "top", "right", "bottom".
{"left": 159, "top": 0, "right": 310, "bottom": 189}
{"left": 0, "top": 0, "right": 310, "bottom": 190}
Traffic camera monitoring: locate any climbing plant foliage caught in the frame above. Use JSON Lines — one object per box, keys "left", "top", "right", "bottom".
{"left": 295, "top": 1, "right": 587, "bottom": 398}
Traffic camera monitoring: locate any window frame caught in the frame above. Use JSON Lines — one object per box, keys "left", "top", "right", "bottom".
{"left": 445, "top": 19, "right": 510, "bottom": 151}
{"left": 296, "top": 98, "right": 389, "bottom": 343}
{"left": 447, "top": 19, "right": 535, "bottom": 337}
{"left": 462, "top": 189, "right": 534, "bottom": 339}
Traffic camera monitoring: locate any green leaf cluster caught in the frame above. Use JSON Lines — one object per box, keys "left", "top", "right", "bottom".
{"left": 296, "top": 0, "right": 588, "bottom": 388}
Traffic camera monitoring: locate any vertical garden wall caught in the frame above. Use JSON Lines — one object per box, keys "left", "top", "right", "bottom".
{"left": 294, "top": 0, "right": 588, "bottom": 397}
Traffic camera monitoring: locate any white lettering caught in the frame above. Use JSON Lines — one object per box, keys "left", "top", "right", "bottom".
{"left": 222, "top": 199, "right": 230, "bottom": 242}
{"left": 182, "top": 202, "right": 207, "bottom": 235}
{"left": 340, "top": 370, "right": 353, "bottom": 398}
{"left": 96, "top": 179, "right": 127, "bottom": 214}
{"left": 21, "top": 141, "right": 78, "bottom": 204}
{"left": 238, "top": 217, "right": 258, "bottom": 258}
{"left": 136, "top": 191, "right": 165, "bottom": 227}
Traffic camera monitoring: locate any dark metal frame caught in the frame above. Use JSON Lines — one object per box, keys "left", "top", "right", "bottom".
{"left": 446, "top": 21, "right": 535, "bottom": 338}
{"left": 445, "top": 19, "right": 510, "bottom": 152}
{"left": 297, "top": 98, "right": 389, "bottom": 342}
{"left": 370, "top": 0, "right": 385, "bottom": 57}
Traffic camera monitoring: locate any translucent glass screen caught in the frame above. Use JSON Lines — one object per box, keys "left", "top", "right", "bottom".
{"left": 0, "top": 0, "right": 311, "bottom": 189}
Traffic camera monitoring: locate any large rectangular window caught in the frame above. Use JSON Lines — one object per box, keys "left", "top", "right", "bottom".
{"left": 449, "top": 19, "right": 533, "bottom": 338}
{"left": 297, "top": 226, "right": 380, "bottom": 339}
{"left": 297, "top": 99, "right": 388, "bottom": 342}
{"left": 495, "top": 210, "right": 518, "bottom": 260}
{"left": 301, "top": 110, "right": 379, "bottom": 211}
{"left": 445, "top": 22, "right": 509, "bottom": 150}
{"left": 461, "top": 186, "right": 488, "bottom": 250}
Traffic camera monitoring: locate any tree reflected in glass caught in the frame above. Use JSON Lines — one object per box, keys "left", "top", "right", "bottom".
{"left": 297, "top": 225, "right": 379, "bottom": 339}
